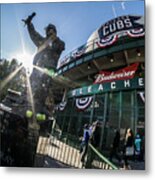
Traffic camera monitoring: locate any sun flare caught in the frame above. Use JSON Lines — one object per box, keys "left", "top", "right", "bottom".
{"left": 14, "top": 52, "right": 34, "bottom": 74}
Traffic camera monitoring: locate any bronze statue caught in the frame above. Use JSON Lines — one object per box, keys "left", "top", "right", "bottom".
{"left": 23, "top": 12, "right": 65, "bottom": 114}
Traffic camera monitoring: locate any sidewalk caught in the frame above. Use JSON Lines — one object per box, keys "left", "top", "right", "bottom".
{"left": 129, "top": 161, "right": 145, "bottom": 170}
{"left": 43, "top": 156, "right": 72, "bottom": 168}
{"left": 110, "top": 158, "right": 145, "bottom": 170}
{"left": 34, "top": 154, "right": 72, "bottom": 168}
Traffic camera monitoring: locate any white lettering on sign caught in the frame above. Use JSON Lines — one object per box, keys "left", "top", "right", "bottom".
{"left": 117, "top": 20, "right": 124, "bottom": 29}
{"left": 124, "top": 18, "right": 133, "bottom": 28}
{"left": 124, "top": 80, "right": 131, "bottom": 87}
{"left": 111, "top": 82, "right": 116, "bottom": 89}
{"left": 103, "top": 26, "right": 109, "bottom": 36}
{"left": 88, "top": 86, "right": 92, "bottom": 93}
{"left": 94, "top": 63, "right": 139, "bottom": 84}
{"left": 79, "top": 88, "right": 83, "bottom": 94}
{"left": 72, "top": 90, "right": 76, "bottom": 96}
{"left": 109, "top": 23, "right": 116, "bottom": 33}
{"left": 98, "top": 84, "right": 104, "bottom": 91}
{"left": 139, "top": 78, "right": 144, "bottom": 86}
{"left": 101, "top": 16, "right": 134, "bottom": 38}
{"left": 70, "top": 77, "right": 144, "bottom": 97}
{"left": 95, "top": 70, "right": 136, "bottom": 83}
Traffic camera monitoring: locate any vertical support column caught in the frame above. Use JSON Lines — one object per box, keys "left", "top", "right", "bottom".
{"left": 62, "top": 88, "right": 68, "bottom": 102}
{"left": 89, "top": 94, "right": 96, "bottom": 125}
{"left": 91, "top": 39, "right": 95, "bottom": 61}
{"left": 61, "top": 113, "right": 66, "bottom": 135}
{"left": 51, "top": 88, "right": 68, "bottom": 136}
{"left": 124, "top": 50, "right": 129, "bottom": 66}
{"left": 131, "top": 90, "right": 135, "bottom": 132}
{"left": 77, "top": 112, "right": 82, "bottom": 136}
{"left": 118, "top": 91, "right": 122, "bottom": 130}
{"left": 66, "top": 97, "right": 75, "bottom": 141}
{"left": 99, "top": 93, "right": 108, "bottom": 149}
{"left": 51, "top": 116, "right": 56, "bottom": 135}
{"left": 85, "top": 94, "right": 96, "bottom": 169}
{"left": 134, "top": 90, "right": 138, "bottom": 134}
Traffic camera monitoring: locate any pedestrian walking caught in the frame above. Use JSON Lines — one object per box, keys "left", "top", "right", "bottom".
{"left": 123, "top": 128, "right": 134, "bottom": 170}
{"left": 80, "top": 124, "right": 90, "bottom": 167}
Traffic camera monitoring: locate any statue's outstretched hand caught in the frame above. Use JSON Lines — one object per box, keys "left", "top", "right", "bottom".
{"left": 22, "top": 12, "right": 36, "bottom": 26}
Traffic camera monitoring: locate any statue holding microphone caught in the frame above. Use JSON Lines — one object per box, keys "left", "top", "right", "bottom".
{"left": 22, "top": 12, "right": 65, "bottom": 115}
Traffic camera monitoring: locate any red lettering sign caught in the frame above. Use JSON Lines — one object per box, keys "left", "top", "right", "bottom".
{"left": 94, "top": 63, "right": 139, "bottom": 84}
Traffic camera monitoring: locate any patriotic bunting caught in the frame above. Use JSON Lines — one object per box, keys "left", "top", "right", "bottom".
{"left": 72, "top": 45, "right": 87, "bottom": 58}
{"left": 127, "top": 28, "right": 145, "bottom": 38}
{"left": 76, "top": 96, "right": 93, "bottom": 110}
{"left": 138, "top": 92, "right": 145, "bottom": 103}
{"left": 59, "top": 101, "right": 67, "bottom": 111}
{"left": 55, "top": 101, "right": 67, "bottom": 111}
{"left": 96, "top": 35, "right": 118, "bottom": 48}
{"left": 57, "top": 56, "right": 71, "bottom": 69}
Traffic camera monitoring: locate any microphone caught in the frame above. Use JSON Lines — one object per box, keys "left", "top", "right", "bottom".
{"left": 22, "top": 12, "right": 36, "bottom": 26}
{"left": 29, "top": 12, "right": 36, "bottom": 20}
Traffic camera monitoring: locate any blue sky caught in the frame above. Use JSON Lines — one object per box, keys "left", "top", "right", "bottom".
{"left": 1, "top": 0, "right": 144, "bottom": 64}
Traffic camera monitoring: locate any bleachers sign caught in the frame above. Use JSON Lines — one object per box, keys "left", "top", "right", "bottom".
{"left": 68, "top": 77, "right": 144, "bottom": 98}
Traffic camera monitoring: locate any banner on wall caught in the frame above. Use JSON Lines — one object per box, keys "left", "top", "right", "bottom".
{"left": 75, "top": 96, "right": 93, "bottom": 110}
{"left": 94, "top": 63, "right": 139, "bottom": 84}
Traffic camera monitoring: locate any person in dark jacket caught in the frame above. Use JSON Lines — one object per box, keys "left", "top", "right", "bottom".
{"left": 90, "top": 120, "right": 101, "bottom": 148}
{"left": 110, "top": 129, "right": 121, "bottom": 163}
{"left": 23, "top": 13, "right": 65, "bottom": 113}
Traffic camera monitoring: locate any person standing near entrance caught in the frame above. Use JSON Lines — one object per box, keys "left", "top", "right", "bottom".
{"left": 90, "top": 120, "right": 101, "bottom": 148}
{"left": 80, "top": 121, "right": 99, "bottom": 168}
{"left": 110, "top": 129, "right": 121, "bottom": 163}
{"left": 80, "top": 124, "right": 90, "bottom": 167}
{"left": 134, "top": 133, "right": 142, "bottom": 161}
{"left": 123, "top": 128, "right": 134, "bottom": 170}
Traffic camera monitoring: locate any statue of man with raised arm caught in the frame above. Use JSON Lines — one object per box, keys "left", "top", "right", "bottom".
{"left": 23, "top": 12, "right": 65, "bottom": 114}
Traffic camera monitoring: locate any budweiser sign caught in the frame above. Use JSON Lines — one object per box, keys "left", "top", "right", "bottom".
{"left": 94, "top": 63, "right": 139, "bottom": 84}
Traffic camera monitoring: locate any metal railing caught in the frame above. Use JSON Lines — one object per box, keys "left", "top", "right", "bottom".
{"left": 35, "top": 133, "right": 82, "bottom": 168}
{"left": 35, "top": 132, "right": 118, "bottom": 169}
{"left": 87, "top": 143, "right": 118, "bottom": 170}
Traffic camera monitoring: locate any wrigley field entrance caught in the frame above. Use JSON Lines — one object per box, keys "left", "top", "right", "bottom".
{"left": 55, "top": 88, "right": 145, "bottom": 150}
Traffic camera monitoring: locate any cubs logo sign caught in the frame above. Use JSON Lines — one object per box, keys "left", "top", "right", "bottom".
{"left": 98, "top": 15, "right": 144, "bottom": 39}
